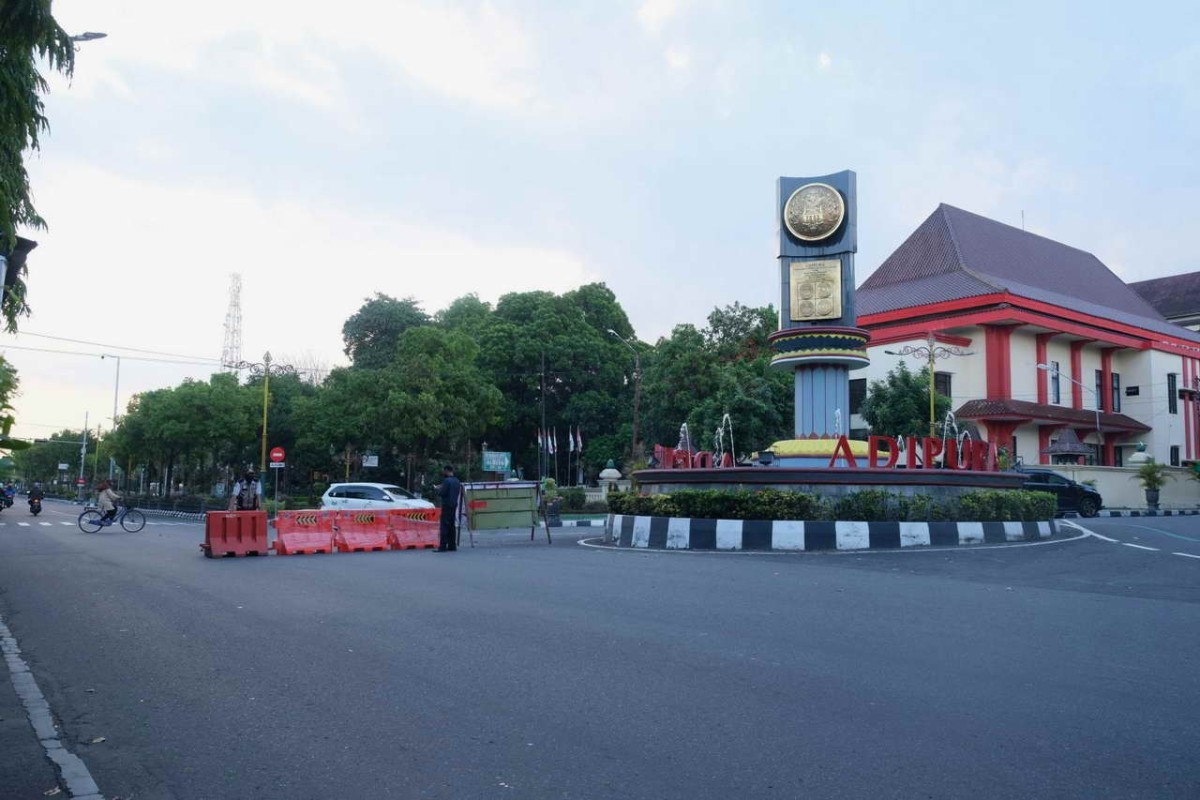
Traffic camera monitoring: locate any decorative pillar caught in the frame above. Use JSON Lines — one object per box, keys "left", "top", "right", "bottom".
{"left": 767, "top": 171, "right": 869, "bottom": 442}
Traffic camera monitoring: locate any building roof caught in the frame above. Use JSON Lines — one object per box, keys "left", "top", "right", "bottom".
{"left": 857, "top": 204, "right": 1200, "bottom": 344}
{"left": 1128, "top": 270, "right": 1200, "bottom": 320}
{"left": 954, "top": 398, "right": 1151, "bottom": 434}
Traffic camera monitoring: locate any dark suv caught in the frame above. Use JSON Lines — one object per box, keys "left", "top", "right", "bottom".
{"left": 1020, "top": 468, "right": 1102, "bottom": 517}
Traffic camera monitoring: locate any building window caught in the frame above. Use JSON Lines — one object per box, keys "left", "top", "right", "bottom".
{"left": 1112, "top": 373, "right": 1121, "bottom": 413}
{"left": 1114, "top": 447, "right": 1123, "bottom": 467}
{"left": 1171, "top": 446, "right": 1181, "bottom": 467}
{"left": 1050, "top": 360, "right": 1061, "bottom": 404}
{"left": 1169, "top": 373, "right": 1178, "bottom": 414}
{"left": 1095, "top": 369, "right": 1103, "bottom": 410}
{"left": 934, "top": 372, "right": 952, "bottom": 399}
{"left": 849, "top": 378, "right": 866, "bottom": 415}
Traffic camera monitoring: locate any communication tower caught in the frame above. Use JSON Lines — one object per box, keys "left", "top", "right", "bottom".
{"left": 221, "top": 273, "right": 243, "bottom": 371}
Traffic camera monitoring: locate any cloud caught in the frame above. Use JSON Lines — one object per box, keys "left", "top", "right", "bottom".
{"left": 637, "top": 0, "right": 687, "bottom": 36}
{"left": 51, "top": 0, "right": 539, "bottom": 113}
{"left": 818, "top": 52, "right": 833, "bottom": 71}
{"left": 665, "top": 45, "right": 692, "bottom": 71}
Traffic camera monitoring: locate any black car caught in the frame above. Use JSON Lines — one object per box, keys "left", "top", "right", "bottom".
{"left": 1020, "top": 468, "right": 1102, "bottom": 517}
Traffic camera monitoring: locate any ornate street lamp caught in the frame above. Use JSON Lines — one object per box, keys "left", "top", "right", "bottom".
{"left": 233, "top": 352, "right": 296, "bottom": 473}
{"left": 884, "top": 332, "right": 974, "bottom": 437}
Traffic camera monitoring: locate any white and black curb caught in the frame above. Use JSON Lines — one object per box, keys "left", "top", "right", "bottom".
{"left": 1095, "top": 509, "right": 1200, "bottom": 518}
{"left": 139, "top": 508, "right": 205, "bottom": 522}
{"left": 606, "top": 514, "right": 1056, "bottom": 551}
{"left": 1, "top": 616, "right": 104, "bottom": 799}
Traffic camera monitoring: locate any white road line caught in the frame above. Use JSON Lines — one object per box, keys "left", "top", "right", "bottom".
{"left": 17, "top": 522, "right": 29, "bottom": 527}
{"left": 1172, "top": 552, "right": 1200, "bottom": 560}
{"left": 1, "top": 616, "right": 104, "bottom": 797}
{"left": 39, "top": 522, "right": 51, "bottom": 526}
{"left": 1122, "top": 543, "right": 1159, "bottom": 551}
{"left": 60, "top": 522, "right": 73, "bottom": 526}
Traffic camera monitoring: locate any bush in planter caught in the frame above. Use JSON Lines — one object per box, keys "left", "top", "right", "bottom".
{"left": 1133, "top": 459, "right": 1170, "bottom": 492}
{"left": 609, "top": 488, "right": 1058, "bottom": 522}
{"left": 559, "top": 487, "right": 586, "bottom": 511}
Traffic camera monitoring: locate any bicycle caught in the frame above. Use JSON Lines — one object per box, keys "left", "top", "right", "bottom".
{"left": 78, "top": 504, "right": 147, "bottom": 533}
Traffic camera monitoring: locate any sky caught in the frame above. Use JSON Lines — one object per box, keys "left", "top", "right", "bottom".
{"left": 3, "top": 0, "right": 1198, "bottom": 441}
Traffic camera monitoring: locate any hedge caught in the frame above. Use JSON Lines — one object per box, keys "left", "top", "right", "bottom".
{"left": 606, "top": 488, "right": 1057, "bottom": 523}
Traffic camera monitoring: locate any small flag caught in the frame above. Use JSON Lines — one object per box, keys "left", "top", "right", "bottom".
{"left": 538, "top": 429, "right": 543, "bottom": 451}
{"left": 569, "top": 429, "right": 576, "bottom": 453}
{"left": 552, "top": 428, "right": 558, "bottom": 455}
{"left": 576, "top": 427, "right": 583, "bottom": 452}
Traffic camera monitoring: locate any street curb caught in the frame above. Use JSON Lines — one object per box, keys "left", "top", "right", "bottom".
{"left": 137, "top": 508, "right": 205, "bottom": 522}
{"left": 1095, "top": 509, "right": 1200, "bottom": 518}
{"left": 604, "top": 514, "right": 1056, "bottom": 551}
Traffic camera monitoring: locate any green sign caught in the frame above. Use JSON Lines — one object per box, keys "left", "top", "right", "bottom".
{"left": 482, "top": 451, "right": 511, "bottom": 472}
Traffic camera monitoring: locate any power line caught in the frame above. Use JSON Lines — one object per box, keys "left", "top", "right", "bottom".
{"left": 0, "top": 343, "right": 219, "bottom": 367}
{"left": 12, "top": 331, "right": 221, "bottom": 363}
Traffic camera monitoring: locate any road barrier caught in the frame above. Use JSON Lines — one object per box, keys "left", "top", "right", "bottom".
{"left": 388, "top": 508, "right": 440, "bottom": 550}
{"left": 334, "top": 511, "right": 391, "bottom": 552}
{"left": 201, "top": 510, "right": 269, "bottom": 557}
{"left": 273, "top": 510, "right": 336, "bottom": 555}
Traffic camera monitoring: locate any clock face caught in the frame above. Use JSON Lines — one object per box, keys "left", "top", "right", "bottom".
{"left": 783, "top": 183, "right": 845, "bottom": 242}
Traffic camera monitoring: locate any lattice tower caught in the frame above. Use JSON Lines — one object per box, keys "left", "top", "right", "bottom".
{"left": 221, "top": 273, "right": 243, "bottom": 371}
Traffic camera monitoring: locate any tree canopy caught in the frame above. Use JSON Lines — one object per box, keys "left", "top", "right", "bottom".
{"left": 859, "top": 361, "right": 951, "bottom": 440}
{"left": 0, "top": 0, "right": 75, "bottom": 331}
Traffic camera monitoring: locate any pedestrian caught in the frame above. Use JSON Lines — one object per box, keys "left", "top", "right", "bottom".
{"left": 96, "top": 480, "right": 121, "bottom": 524}
{"left": 229, "top": 469, "right": 262, "bottom": 511}
{"left": 435, "top": 464, "right": 462, "bottom": 552}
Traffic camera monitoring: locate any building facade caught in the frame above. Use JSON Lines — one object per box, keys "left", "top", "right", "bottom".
{"left": 849, "top": 204, "right": 1200, "bottom": 469}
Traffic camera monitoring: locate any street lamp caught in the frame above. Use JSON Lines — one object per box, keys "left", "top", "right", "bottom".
{"left": 608, "top": 329, "right": 642, "bottom": 461}
{"left": 1036, "top": 362, "right": 1102, "bottom": 464}
{"left": 233, "top": 352, "right": 296, "bottom": 473}
{"left": 884, "top": 332, "right": 974, "bottom": 437}
{"left": 100, "top": 353, "right": 120, "bottom": 479}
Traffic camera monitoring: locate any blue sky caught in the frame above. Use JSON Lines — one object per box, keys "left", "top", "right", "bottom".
{"left": 4, "top": 0, "right": 1198, "bottom": 438}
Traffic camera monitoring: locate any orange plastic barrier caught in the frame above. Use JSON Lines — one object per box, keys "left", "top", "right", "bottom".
{"left": 387, "top": 508, "right": 440, "bottom": 550}
{"left": 334, "top": 510, "right": 391, "bottom": 552}
{"left": 202, "top": 510, "right": 269, "bottom": 557}
{"left": 274, "top": 510, "right": 335, "bottom": 555}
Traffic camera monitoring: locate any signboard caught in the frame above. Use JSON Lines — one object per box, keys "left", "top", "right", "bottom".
{"left": 361, "top": 454, "right": 379, "bottom": 468}
{"left": 269, "top": 462, "right": 285, "bottom": 469}
{"left": 482, "top": 451, "right": 511, "bottom": 472}
{"left": 75, "top": 478, "right": 86, "bottom": 486}
{"left": 269, "top": 447, "right": 286, "bottom": 463}
{"left": 58, "top": 463, "right": 69, "bottom": 471}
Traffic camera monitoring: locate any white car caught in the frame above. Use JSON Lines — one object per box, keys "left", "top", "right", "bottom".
{"left": 319, "top": 482, "right": 434, "bottom": 511}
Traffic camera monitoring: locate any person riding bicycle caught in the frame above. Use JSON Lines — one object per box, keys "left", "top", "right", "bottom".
{"left": 96, "top": 480, "right": 121, "bottom": 524}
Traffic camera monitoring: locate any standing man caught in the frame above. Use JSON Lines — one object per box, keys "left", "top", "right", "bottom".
{"left": 436, "top": 464, "right": 462, "bottom": 552}
{"left": 229, "top": 469, "right": 262, "bottom": 511}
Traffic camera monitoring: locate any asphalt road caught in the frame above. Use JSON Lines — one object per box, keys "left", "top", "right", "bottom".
{"left": 1, "top": 501, "right": 1198, "bottom": 799}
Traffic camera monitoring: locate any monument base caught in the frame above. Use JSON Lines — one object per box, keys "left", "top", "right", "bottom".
{"left": 761, "top": 438, "right": 868, "bottom": 468}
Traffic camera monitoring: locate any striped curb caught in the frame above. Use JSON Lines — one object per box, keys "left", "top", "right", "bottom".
{"left": 1094, "top": 509, "right": 1200, "bottom": 518}
{"left": 606, "top": 514, "right": 1057, "bottom": 551}
{"left": 138, "top": 508, "right": 205, "bottom": 521}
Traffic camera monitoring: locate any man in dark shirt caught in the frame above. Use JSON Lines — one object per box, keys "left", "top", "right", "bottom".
{"left": 436, "top": 464, "right": 462, "bottom": 552}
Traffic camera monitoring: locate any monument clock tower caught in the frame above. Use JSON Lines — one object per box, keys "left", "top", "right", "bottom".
{"left": 767, "top": 171, "right": 871, "bottom": 458}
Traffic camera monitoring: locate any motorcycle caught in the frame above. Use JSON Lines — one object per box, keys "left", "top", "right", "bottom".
{"left": 29, "top": 497, "right": 42, "bottom": 516}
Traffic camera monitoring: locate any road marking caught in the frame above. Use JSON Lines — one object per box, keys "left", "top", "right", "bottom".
{"left": 39, "top": 522, "right": 51, "bottom": 526}
{"left": 17, "top": 522, "right": 29, "bottom": 527}
{"left": 0, "top": 616, "right": 104, "bottom": 798}
{"left": 1112, "top": 523, "right": 1200, "bottom": 543}
{"left": 60, "top": 522, "right": 73, "bottom": 526}
{"left": 1122, "top": 543, "right": 1159, "bottom": 551}
{"left": 1172, "top": 552, "right": 1200, "bottom": 560}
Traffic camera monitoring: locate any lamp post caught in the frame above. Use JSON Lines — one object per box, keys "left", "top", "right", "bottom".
{"left": 100, "top": 353, "right": 121, "bottom": 479}
{"left": 884, "top": 332, "right": 974, "bottom": 437}
{"left": 233, "top": 352, "right": 296, "bottom": 473}
{"left": 608, "top": 329, "right": 642, "bottom": 462}
{"left": 1037, "top": 362, "right": 1102, "bottom": 464}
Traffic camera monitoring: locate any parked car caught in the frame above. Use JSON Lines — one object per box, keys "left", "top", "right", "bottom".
{"left": 1019, "top": 468, "right": 1102, "bottom": 517}
{"left": 319, "top": 483, "right": 434, "bottom": 511}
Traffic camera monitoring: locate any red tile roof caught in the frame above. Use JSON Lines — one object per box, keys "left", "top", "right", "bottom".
{"left": 954, "top": 398, "right": 1150, "bottom": 433}
{"left": 857, "top": 204, "right": 1200, "bottom": 344}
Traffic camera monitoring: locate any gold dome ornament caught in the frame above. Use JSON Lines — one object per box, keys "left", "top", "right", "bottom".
{"left": 783, "top": 183, "right": 845, "bottom": 242}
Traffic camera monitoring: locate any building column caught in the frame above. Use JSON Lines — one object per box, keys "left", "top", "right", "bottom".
{"left": 1035, "top": 333, "right": 1055, "bottom": 405}
{"left": 1069, "top": 341, "right": 1087, "bottom": 410}
{"left": 1037, "top": 424, "right": 1062, "bottom": 466}
{"left": 984, "top": 326, "right": 1013, "bottom": 401}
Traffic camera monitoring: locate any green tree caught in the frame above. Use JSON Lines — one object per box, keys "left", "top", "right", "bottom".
{"left": 703, "top": 302, "right": 777, "bottom": 362}
{"left": 859, "top": 361, "right": 950, "bottom": 439}
{"left": 342, "top": 294, "right": 430, "bottom": 369}
{"left": 0, "top": 1, "right": 75, "bottom": 330}
{"left": 12, "top": 428, "right": 78, "bottom": 485}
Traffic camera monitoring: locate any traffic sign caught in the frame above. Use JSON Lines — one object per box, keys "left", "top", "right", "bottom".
{"left": 269, "top": 462, "right": 285, "bottom": 469}
{"left": 75, "top": 478, "right": 86, "bottom": 486}
{"left": 269, "top": 447, "right": 286, "bottom": 463}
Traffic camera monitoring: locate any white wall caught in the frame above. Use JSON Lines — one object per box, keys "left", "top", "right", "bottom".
{"left": 1045, "top": 465, "right": 1200, "bottom": 510}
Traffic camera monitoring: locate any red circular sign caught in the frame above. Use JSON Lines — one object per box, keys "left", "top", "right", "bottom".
{"left": 269, "top": 447, "right": 286, "bottom": 463}
{"left": 76, "top": 478, "right": 86, "bottom": 486}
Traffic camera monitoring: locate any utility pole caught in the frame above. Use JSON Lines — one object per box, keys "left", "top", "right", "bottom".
{"left": 540, "top": 351, "right": 547, "bottom": 482}
{"left": 77, "top": 412, "right": 88, "bottom": 502}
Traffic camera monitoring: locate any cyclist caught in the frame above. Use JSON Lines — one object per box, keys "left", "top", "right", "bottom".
{"left": 96, "top": 480, "right": 122, "bottom": 525}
